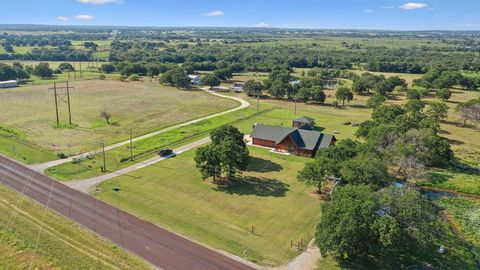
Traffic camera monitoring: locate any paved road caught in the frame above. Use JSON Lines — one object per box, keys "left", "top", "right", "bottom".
{"left": 28, "top": 89, "right": 249, "bottom": 173}
{"left": 65, "top": 137, "right": 212, "bottom": 193}
{"left": 0, "top": 155, "right": 255, "bottom": 270}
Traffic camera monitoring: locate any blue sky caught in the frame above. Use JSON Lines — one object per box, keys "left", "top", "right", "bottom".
{"left": 1, "top": 0, "right": 479, "bottom": 30}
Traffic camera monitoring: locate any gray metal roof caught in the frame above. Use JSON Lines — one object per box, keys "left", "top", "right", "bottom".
{"left": 293, "top": 116, "right": 315, "bottom": 124}
{"left": 251, "top": 124, "right": 296, "bottom": 144}
{"left": 295, "top": 129, "right": 323, "bottom": 150}
{"left": 318, "top": 134, "right": 335, "bottom": 149}
{"left": 252, "top": 123, "right": 333, "bottom": 151}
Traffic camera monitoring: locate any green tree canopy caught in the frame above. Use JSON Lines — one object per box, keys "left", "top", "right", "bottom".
{"left": 195, "top": 125, "right": 249, "bottom": 182}
{"left": 367, "top": 93, "right": 386, "bottom": 109}
{"left": 202, "top": 74, "right": 220, "bottom": 89}
{"left": 311, "top": 86, "right": 326, "bottom": 104}
{"left": 435, "top": 88, "right": 452, "bottom": 101}
{"left": 316, "top": 185, "right": 445, "bottom": 267}
{"left": 335, "top": 86, "right": 353, "bottom": 106}
{"left": 32, "top": 62, "right": 53, "bottom": 78}
{"left": 244, "top": 80, "right": 263, "bottom": 97}
{"left": 340, "top": 153, "right": 388, "bottom": 186}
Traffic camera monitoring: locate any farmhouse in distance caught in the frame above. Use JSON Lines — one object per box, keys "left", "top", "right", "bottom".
{"left": 251, "top": 116, "right": 336, "bottom": 157}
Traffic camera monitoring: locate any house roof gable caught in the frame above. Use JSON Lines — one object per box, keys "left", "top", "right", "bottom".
{"left": 251, "top": 124, "right": 296, "bottom": 144}
{"left": 293, "top": 116, "right": 315, "bottom": 124}
{"left": 252, "top": 123, "right": 334, "bottom": 151}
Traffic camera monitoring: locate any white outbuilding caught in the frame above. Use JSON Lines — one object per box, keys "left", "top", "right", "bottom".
{"left": 0, "top": 80, "right": 18, "bottom": 89}
{"left": 188, "top": 75, "right": 202, "bottom": 85}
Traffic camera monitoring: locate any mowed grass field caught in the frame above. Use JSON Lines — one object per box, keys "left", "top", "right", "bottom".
{"left": 94, "top": 146, "right": 323, "bottom": 266}
{"left": 46, "top": 107, "right": 265, "bottom": 181}
{"left": 0, "top": 184, "right": 151, "bottom": 269}
{"left": 0, "top": 80, "right": 239, "bottom": 160}
{"left": 47, "top": 91, "right": 371, "bottom": 181}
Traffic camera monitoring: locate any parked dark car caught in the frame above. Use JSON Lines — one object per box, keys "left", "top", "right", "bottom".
{"left": 158, "top": 149, "right": 175, "bottom": 157}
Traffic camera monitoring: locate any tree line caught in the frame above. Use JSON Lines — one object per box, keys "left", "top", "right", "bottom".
{"left": 296, "top": 96, "right": 469, "bottom": 267}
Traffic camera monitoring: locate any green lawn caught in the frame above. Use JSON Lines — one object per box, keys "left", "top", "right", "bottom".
{"left": 423, "top": 169, "right": 480, "bottom": 195}
{"left": 438, "top": 197, "right": 480, "bottom": 247}
{"left": 46, "top": 107, "right": 266, "bottom": 181}
{"left": 47, "top": 94, "right": 371, "bottom": 181}
{"left": 94, "top": 146, "right": 323, "bottom": 266}
{"left": 0, "top": 80, "right": 238, "bottom": 157}
{"left": 0, "top": 184, "right": 151, "bottom": 269}
{"left": 0, "top": 136, "right": 56, "bottom": 164}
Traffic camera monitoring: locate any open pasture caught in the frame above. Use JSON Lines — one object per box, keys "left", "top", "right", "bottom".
{"left": 0, "top": 80, "right": 238, "bottom": 157}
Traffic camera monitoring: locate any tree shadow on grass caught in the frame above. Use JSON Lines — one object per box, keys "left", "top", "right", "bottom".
{"left": 213, "top": 176, "right": 289, "bottom": 197}
{"left": 426, "top": 171, "right": 453, "bottom": 185}
{"left": 312, "top": 126, "right": 325, "bottom": 132}
{"left": 349, "top": 104, "right": 368, "bottom": 109}
{"left": 446, "top": 138, "right": 465, "bottom": 145}
{"left": 245, "top": 157, "right": 283, "bottom": 173}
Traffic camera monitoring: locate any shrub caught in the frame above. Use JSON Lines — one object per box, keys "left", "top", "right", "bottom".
{"left": 129, "top": 74, "right": 140, "bottom": 81}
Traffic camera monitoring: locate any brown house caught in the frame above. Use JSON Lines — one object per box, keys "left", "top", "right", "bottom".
{"left": 251, "top": 117, "right": 336, "bottom": 157}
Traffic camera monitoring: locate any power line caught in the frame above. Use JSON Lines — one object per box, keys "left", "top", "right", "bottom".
{"left": 48, "top": 83, "right": 75, "bottom": 126}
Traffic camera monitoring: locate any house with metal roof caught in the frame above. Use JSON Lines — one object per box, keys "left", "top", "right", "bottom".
{"left": 251, "top": 117, "right": 336, "bottom": 157}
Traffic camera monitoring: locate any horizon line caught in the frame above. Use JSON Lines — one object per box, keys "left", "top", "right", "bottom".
{"left": 0, "top": 23, "right": 479, "bottom": 32}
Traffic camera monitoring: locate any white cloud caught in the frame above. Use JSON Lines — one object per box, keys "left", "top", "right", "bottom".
{"left": 57, "top": 16, "right": 69, "bottom": 21}
{"left": 399, "top": 2, "right": 427, "bottom": 10}
{"left": 255, "top": 22, "right": 270, "bottom": 28}
{"left": 364, "top": 9, "right": 374, "bottom": 13}
{"left": 202, "top": 10, "right": 225, "bottom": 17}
{"left": 74, "top": 15, "right": 95, "bottom": 20}
{"left": 78, "top": 0, "right": 121, "bottom": 4}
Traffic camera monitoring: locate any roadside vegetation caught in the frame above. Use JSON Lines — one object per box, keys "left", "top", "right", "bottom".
{"left": 0, "top": 184, "right": 151, "bottom": 269}
{"left": 1, "top": 26, "right": 479, "bottom": 268}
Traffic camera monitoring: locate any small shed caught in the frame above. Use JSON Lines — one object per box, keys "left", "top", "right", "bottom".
{"left": 293, "top": 116, "right": 315, "bottom": 129}
{"left": 0, "top": 80, "right": 18, "bottom": 89}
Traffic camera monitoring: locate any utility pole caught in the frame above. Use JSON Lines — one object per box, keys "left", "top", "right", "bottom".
{"left": 256, "top": 93, "right": 259, "bottom": 113}
{"left": 79, "top": 62, "right": 83, "bottom": 78}
{"left": 294, "top": 94, "right": 297, "bottom": 115}
{"left": 102, "top": 142, "right": 107, "bottom": 172}
{"left": 66, "top": 82, "right": 72, "bottom": 125}
{"left": 53, "top": 82, "right": 60, "bottom": 126}
{"left": 73, "top": 62, "right": 77, "bottom": 79}
{"left": 49, "top": 83, "right": 75, "bottom": 126}
{"left": 129, "top": 129, "right": 133, "bottom": 161}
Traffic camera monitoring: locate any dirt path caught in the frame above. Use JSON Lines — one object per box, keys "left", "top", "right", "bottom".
{"left": 27, "top": 89, "right": 249, "bottom": 173}
{"left": 270, "top": 241, "right": 321, "bottom": 270}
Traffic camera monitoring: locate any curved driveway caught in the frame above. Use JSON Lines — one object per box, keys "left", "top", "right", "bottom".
{"left": 28, "top": 89, "right": 249, "bottom": 173}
